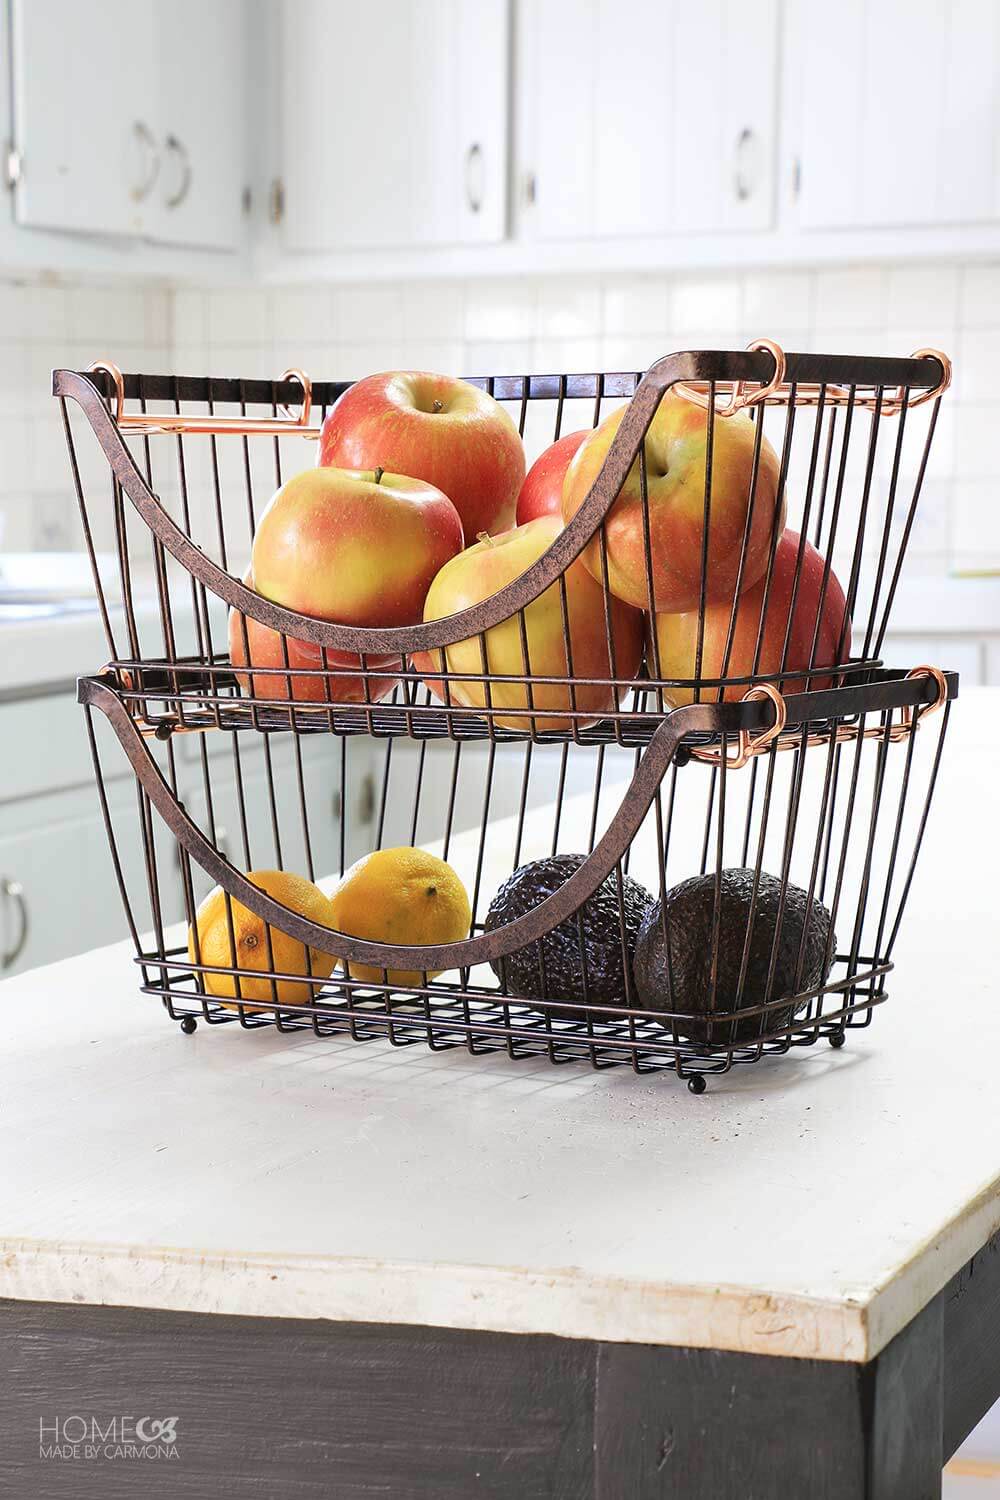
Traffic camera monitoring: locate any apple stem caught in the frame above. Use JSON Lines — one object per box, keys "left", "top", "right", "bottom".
{"left": 432, "top": 399, "right": 443, "bottom": 413}
{"left": 373, "top": 466, "right": 384, "bottom": 484}
{"left": 476, "top": 531, "right": 494, "bottom": 547}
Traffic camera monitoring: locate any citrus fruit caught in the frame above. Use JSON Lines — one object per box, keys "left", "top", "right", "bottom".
{"left": 328, "top": 847, "right": 472, "bottom": 986}
{"left": 188, "top": 869, "right": 339, "bottom": 1008}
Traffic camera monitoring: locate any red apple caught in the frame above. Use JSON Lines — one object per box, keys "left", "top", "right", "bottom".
{"left": 516, "top": 429, "right": 590, "bottom": 525}
{"left": 250, "top": 465, "right": 463, "bottom": 628}
{"left": 229, "top": 574, "right": 400, "bottom": 706}
{"left": 411, "top": 515, "right": 644, "bottom": 733}
{"left": 561, "top": 389, "right": 784, "bottom": 613}
{"left": 318, "top": 371, "right": 526, "bottom": 539}
{"left": 652, "top": 530, "right": 851, "bottom": 707}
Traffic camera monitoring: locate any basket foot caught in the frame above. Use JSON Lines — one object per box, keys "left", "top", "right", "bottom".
{"left": 829, "top": 1029, "right": 846, "bottom": 1049}
{"left": 687, "top": 1073, "right": 707, "bottom": 1095}
{"left": 180, "top": 1015, "right": 198, "bottom": 1035}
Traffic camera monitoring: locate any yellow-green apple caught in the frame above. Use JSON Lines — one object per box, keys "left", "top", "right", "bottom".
{"left": 229, "top": 574, "right": 400, "bottom": 706}
{"left": 653, "top": 530, "right": 851, "bottom": 706}
{"left": 318, "top": 371, "right": 525, "bottom": 538}
{"left": 516, "top": 430, "right": 589, "bottom": 525}
{"left": 412, "top": 515, "right": 644, "bottom": 732}
{"left": 250, "top": 465, "right": 463, "bottom": 629}
{"left": 561, "top": 389, "right": 784, "bottom": 613}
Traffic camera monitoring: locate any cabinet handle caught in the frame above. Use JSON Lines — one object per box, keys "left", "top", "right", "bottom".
{"left": 1, "top": 877, "right": 28, "bottom": 971}
{"left": 733, "top": 127, "right": 756, "bottom": 202}
{"left": 129, "top": 120, "right": 160, "bottom": 203}
{"left": 164, "top": 133, "right": 192, "bottom": 210}
{"left": 465, "top": 142, "right": 484, "bottom": 214}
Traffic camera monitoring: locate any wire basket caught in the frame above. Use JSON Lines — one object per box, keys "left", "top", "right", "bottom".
{"left": 56, "top": 345, "right": 957, "bottom": 1090}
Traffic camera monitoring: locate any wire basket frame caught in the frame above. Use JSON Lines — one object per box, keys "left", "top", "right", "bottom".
{"left": 57, "top": 347, "right": 957, "bottom": 1089}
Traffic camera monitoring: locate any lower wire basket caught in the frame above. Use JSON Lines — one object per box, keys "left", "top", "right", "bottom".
{"left": 80, "top": 664, "right": 956, "bottom": 1091}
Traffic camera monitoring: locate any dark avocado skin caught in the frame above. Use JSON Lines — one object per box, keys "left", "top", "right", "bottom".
{"left": 485, "top": 854, "right": 654, "bottom": 1017}
{"left": 633, "top": 868, "right": 835, "bottom": 1047}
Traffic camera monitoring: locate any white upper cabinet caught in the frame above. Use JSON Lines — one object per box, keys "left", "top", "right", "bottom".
{"left": 278, "top": 0, "right": 510, "bottom": 253}
{"left": 10, "top": 0, "right": 158, "bottom": 237}
{"left": 517, "top": 0, "right": 778, "bottom": 241}
{"left": 152, "top": 0, "right": 246, "bottom": 250}
{"left": 796, "top": 0, "right": 1000, "bottom": 230}
{"left": 8, "top": 0, "right": 245, "bottom": 251}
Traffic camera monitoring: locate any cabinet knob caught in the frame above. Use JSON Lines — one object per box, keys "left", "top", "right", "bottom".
{"left": 0, "top": 877, "right": 29, "bottom": 971}
{"left": 733, "top": 127, "right": 759, "bottom": 202}
{"left": 164, "top": 134, "right": 192, "bottom": 210}
{"left": 129, "top": 120, "right": 160, "bottom": 203}
{"left": 465, "top": 143, "right": 484, "bottom": 214}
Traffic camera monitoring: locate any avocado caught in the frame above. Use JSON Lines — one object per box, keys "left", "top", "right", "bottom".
{"left": 484, "top": 854, "right": 654, "bottom": 1017}
{"left": 633, "top": 868, "right": 835, "bottom": 1046}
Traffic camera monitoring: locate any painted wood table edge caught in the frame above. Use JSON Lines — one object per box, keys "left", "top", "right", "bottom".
{"left": 3, "top": 1256, "right": 997, "bottom": 1500}
{"left": 3, "top": 1166, "right": 1000, "bottom": 1365}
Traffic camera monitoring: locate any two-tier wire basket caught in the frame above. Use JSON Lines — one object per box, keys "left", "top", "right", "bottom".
{"left": 56, "top": 342, "right": 956, "bottom": 1091}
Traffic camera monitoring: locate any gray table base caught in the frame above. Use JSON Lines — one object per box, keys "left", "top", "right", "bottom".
{"left": 2, "top": 1234, "right": 998, "bottom": 1500}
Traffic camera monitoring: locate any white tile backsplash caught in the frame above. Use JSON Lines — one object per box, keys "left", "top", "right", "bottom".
{"left": 335, "top": 283, "right": 402, "bottom": 344}
{"left": 601, "top": 275, "right": 672, "bottom": 335}
{"left": 463, "top": 279, "right": 536, "bottom": 342}
{"left": 955, "top": 325, "right": 1000, "bottom": 399}
{"left": 814, "top": 266, "right": 889, "bottom": 329}
{"left": 960, "top": 265, "right": 1000, "bottom": 326}
{"left": 206, "top": 288, "right": 271, "bottom": 346}
{"left": 1, "top": 257, "right": 998, "bottom": 597}
{"left": 886, "top": 264, "right": 959, "bottom": 331}
{"left": 172, "top": 289, "right": 207, "bottom": 347}
{"left": 401, "top": 280, "right": 466, "bottom": 342}
{"left": 743, "top": 270, "right": 813, "bottom": 331}
{"left": 669, "top": 274, "right": 744, "bottom": 333}
{"left": 534, "top": 278, "right": 602, "bottom": 339}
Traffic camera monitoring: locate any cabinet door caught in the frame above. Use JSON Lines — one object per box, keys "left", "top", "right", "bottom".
{"left": 9, "top": 0, "right": 157, "bottom": 237}
{"left": 0, "top": 822, "right": 89, "bottom": 976}
{"left": 519, "top": 0, "right": 777, "bottom": 242}
{"left": 280, "top": 0, "right": 509, "bottom": 251}
{"left": 0, "top": 784, "right": 183, "bottom": 976}
{"left": 182, "top": 734, "right": 373, "bottom": 903}
{"left": 152, "top": 0, "right": 246, "bottom": 249}
{"left": 797, "top": 0, "right": 1000, "bottom": 230}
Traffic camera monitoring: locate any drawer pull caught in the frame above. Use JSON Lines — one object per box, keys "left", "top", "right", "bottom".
{"left": 1, "top": 878, "right": 28, "bottom": 971}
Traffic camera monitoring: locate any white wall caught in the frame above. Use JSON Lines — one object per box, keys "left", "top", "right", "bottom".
{"left": 2, "top": 261, "right": 998, "bottom": 582}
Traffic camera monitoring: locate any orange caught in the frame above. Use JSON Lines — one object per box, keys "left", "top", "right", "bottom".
{"left": 188, "top": 869, "right": 338, "bottom": 1008}
{"left": 328, "top": 847, "right": 471, "bottom": 986}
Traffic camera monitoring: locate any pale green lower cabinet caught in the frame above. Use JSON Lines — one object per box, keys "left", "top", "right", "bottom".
{"left": 3, "top": 692, "right": 646, "bottom": 981}
{"left": 0, "top": 693, "right": 371, "bottom": 978}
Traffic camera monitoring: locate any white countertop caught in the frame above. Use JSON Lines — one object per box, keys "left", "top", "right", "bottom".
{"left": 2, "top": 569, "right": 997, "bottom": 697}
{"left": 0, "top": 690, "right": 996, "bottom": 1364}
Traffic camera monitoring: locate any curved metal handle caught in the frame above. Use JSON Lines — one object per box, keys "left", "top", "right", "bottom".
{"left": 53, "top": 357, "right": 678, "bottom": 656}
{"left": 129, "top": 120, "right": 160, "bottom": 203}
{"left": 464, "top": 142, "right": 484, "bottom": 214}
{"left": 1, "top": 878, "right": 28, "bottom": 971}
{"left": 81, "top": 669, "right": 952, "bottom": 980}
{"left": 84, "top": 673, "right": 699, "bottom": 974}
{"left": 733, "top": 127, "right": 756, "bottom": 202}
{"left": 163, "top": 133, "right": 192, "bottom": 209}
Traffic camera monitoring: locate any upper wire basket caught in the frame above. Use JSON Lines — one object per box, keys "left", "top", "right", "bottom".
{"left": 56, "top": 343, "right": 958, "bottom": 1089}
